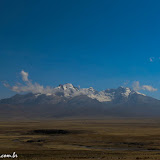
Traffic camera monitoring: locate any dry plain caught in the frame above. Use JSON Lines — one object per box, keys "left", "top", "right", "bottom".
{"left": 0, "top": 118, "right": 160, "bottom": 160}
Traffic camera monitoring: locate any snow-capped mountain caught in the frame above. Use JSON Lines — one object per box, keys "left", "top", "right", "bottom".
{"left": 0, "top": 83, "right": 152, "bottom": 105}
{"left": 2, "top": 83, "right": 146, "bottom": 104}
{"left": 0, "top": 83, "right": 160, "bottom": 118}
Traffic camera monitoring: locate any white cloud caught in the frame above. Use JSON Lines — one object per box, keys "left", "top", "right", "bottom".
{"left": 3, "top": 70, "right": 55, "bottom": 94}
{"left": 141, "top": 85, "right": 157, "bottom": 92}
{"left": 132, "top": 81, "right": 140, "bottom": 91}
{"left": 3, "top": 71, "right": 158, "bottom": 95}
{"left": 149, "top": 57, "right": 154, "bottom": 62}
{"left": 149, "top": 57, "right": 160, "bottom": 62}
{"left": 21, "top": 70, "right": 29, "bottom": 82}
{"left": 132, "top": 81, "right": 157, "bottom": 92}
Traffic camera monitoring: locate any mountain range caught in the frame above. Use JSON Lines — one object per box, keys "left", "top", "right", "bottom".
{"left": 0, "top": 83, "right": 160, "bottom": 119}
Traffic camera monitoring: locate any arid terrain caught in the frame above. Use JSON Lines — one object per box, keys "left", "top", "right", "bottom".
{"left": 1, "top": 118, "right": 160, "bottom": 160}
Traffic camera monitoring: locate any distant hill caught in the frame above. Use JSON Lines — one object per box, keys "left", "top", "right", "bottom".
{"left": 0, "top": 83, "right": 160, "bottom": 119}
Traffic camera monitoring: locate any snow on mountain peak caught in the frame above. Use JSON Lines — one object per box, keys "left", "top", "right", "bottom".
{"left": 62, "top": 83, "right": 74, "bottom": 89}
{"left": 122, "top": 87, "right": 131, "bottom": 97}
{"left": 32, "top": 84, "right": 145, "bottom": 103}
{"left": 135, "top": 91, "right": 146, "bottom": 96}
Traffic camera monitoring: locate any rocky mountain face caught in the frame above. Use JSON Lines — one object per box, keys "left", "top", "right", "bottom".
{"left": 0, "top": 83, "right": 160, "bottom": 119}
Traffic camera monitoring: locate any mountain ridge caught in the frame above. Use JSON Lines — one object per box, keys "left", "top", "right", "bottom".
{"left": 0, "top": 83, "right": 160, "bottom": 118}
{"left": 0, "top": 83, "right": 148, "bottom": 103}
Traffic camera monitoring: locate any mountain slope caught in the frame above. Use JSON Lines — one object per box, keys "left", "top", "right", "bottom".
{"left": 0, "top": 84, "right": 160, "bottom": 118}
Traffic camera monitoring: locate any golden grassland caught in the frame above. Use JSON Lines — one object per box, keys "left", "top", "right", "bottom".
{"left": 0, "top": 118, "right": 160, "bottom": 159}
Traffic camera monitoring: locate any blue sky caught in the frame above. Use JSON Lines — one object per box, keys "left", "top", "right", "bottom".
{"left": 0, "top": 0, "right": 160, "bottom": 99}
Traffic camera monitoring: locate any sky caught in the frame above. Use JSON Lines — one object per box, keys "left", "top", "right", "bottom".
{"left": 0, "top": 0, "right": 160, "bottom": 99}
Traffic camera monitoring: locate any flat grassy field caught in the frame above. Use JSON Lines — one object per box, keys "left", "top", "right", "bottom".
{"left": 0, "top": 118, "right": 160, "bottom": 160}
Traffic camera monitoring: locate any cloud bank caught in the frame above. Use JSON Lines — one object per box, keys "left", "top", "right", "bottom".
{"left": 3, "top": 70, "right": 55, "bottom": 94}
{"left": 3, "top": 71, "right": 158, "bottom": 94}
{"left": 132, "top": 81, "right": 157, "bottom": 92}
